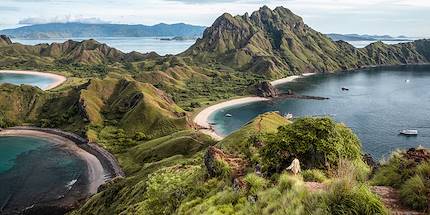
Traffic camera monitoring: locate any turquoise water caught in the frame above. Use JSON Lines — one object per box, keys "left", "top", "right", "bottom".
{"left": 0, "top": 136, "right": 86, "bottom": 212}
{"left": 0, "top": 72, "right": 57, "bottom": 89}
{"left": 0, "top": 136, "right": 47, "bottom": 173}
{"left": 13, "top": 37, "right": 196, "bottom": 56}
{"left": 210, "top": 65, "right": 430, "bottom": 159}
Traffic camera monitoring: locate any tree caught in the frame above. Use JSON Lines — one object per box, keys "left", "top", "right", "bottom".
{"left": 259, "top": 117, "right": 362, "bottom": 174}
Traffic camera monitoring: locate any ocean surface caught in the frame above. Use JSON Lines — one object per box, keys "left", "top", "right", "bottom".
{"left": 0, "top": 136, "right": 86, "bottom": 212}
{"left": 12, "top": 37, "right": 197, "bottom": 56}
{"left": 209, "top": 65, "right": 430, "bottom": 159}
{"left": 0, "top": 72, "right": 58, "bottom": 89}
{"left": 347, "top": 40, "right": 413, "bottom": 48}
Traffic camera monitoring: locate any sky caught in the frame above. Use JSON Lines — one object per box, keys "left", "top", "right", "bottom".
{"left": 0, "top": 0, "right": 429, "bottom": 37}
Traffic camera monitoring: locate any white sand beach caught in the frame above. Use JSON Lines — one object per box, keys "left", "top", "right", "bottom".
{"left": 0, "top": 129, "right": 105, "bottom": 194}
{"left": 194, "top": 73, "right": 317, "bottom": 140}
{"left": 0, "top": 70, "right": 67, "bottom": 90}
{"left": 270, "top": 73, "right": 316, "bottom": 86}
{"left": 194, "top": 97, "right": 269, "bottom": 140}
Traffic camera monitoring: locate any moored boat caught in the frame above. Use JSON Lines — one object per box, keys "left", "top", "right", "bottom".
{"left": 400, "top": 129, "right": 418, "bottom": 135}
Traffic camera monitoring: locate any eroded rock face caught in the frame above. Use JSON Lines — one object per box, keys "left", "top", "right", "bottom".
{"left": 0, "top": 35, "right": 12, "bottom": 46}
{"left": 252, "top": 81, "right": 279, "bottom": 98}
{"left": 405, "top": 148, "right": 430, "bottom": 163}
{"left": 204, "top": 146, "right": 248, "bottom": 179}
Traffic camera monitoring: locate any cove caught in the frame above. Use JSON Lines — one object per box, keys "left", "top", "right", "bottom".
{"left": 209, "top": 65, "right": 430, "bottom": 159}
{"left": 0, "top": 71, "right": 65, "bottom": 90}
{"left": 0, "top": 136, "right": 87, "bottom": 212}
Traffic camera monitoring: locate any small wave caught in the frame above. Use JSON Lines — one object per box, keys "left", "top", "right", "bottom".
{"left": 65, "top": 179, "right": 78, "bottom": 190}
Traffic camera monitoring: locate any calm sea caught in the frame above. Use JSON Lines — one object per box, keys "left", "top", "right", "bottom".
{"left": 209, "top": 65, "right": 430, "bottom": 159}
{"left": 0, "top": 72, "right": 58, "bottom": 89}
{"left": 0, "top": 136, "right": 86, "bottom": 212}
{"left": 12, "top": 37, "right": 196, "bottom": 56}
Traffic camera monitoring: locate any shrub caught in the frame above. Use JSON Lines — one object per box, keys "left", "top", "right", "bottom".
{"left": 399, "top": 175, "right": 428, "bottom": 211}
{"left": 314, "top": 179, "right": 388, "bottom": 215}
{"left": 244, "top": 173, "right": 269, "bottom": 195}
{"left": 334, "top": 159, "right": 370, "bottom": 183}
{"left": 213, "top": 159, "right": 232, "bottom": 179}
{"left": 259, "top": 117, "right": 363, "bottom": 174}
{"left": 278, "top": 173, "right": 304, "bottom": 192}
{"left": 134, "top": 165, "right": 204, "bottom": 215}
{"left": 302, "top": 169, "right": 327, "bottom": 183}
{"left": 372, "top": 152, "right": 420, "bottom": 188}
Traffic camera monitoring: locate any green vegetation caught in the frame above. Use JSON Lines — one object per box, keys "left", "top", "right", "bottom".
{"left": 306, "top": 179, "right": 388, "bottom": 215}
{"left": 1, "top": 5, "right": 430, "bottom": 215}
{"left": 372, "top": 148, "right": 430, "bottom": 211}
{"left": 259, "top": 117, "right": 363, "bottom": 174}
{"left": 302, "top": 169, "right": 327, "bottom": 183}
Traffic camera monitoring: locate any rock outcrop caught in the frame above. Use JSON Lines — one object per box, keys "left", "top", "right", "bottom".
{"left": 204, "top": 146, "right": 248, "bottom": 179}
{"left": 404, "top": 148, "right": 430, "bottom": 163}
{"left": 252, "top": 81, "right": 279, "bottom": 98}
{"left": 0, "top": 35, "right": 12, "bottom": 46}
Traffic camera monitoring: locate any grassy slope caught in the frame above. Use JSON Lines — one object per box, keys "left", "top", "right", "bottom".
{"left": 218, "top": 112, "right": 290, "bottom": 155}
{"left": 72, "top": 130, "right": 215, "bottom": 215}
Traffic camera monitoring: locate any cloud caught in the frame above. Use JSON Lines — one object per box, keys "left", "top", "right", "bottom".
{"left": 162, "top": 0, "right": 276, "bottom": 4}
{"left": 18, "top": 16, "right": 111, "bottom": 25}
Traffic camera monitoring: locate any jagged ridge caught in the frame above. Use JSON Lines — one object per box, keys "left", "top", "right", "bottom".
{"left": 184, "top": 6, "right": 430, "bottom": 78}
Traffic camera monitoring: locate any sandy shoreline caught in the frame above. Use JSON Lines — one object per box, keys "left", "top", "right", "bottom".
{"left": 270, "top": 72, "right": 316, "bottom": 86}
{"left": 193, "top": 73, "right": 316, "bottom": 140}
{"left": 0, "top": 129, "right": 105, "bottom": 194}
{"left": 0, "top": 70, "right": 67, "bottom": 90}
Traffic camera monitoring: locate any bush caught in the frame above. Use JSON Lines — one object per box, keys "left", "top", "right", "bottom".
{"left": 134, "top": 165, "right": 204, "bottom": 215}
{"left": 371, "top": 152, "right": 415, "bottom": 188}
{"left": 278, "top": 173, "right": 304, "bottom": 192}
{"left": 334, "top": 159, "right": 370, "bottom": 183}
{"left": 259, "top": 117, "right": 363, "bottom": 174}
{"left": 308, "top": 179, "right": 388, "bottom": 215}
{"left": 302, "top": 169, "right": 327, "bottom": 183}
{"left": 399, "top": 175, "right": 428, "bottom": 211}
{"left": 213, "top": 159, "right": 232, "bottom": 179}
{"left": 244, "top": 173, "right": 269, "bottom": 195}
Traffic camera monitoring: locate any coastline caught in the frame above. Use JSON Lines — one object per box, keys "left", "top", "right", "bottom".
{"left": 193, "top": 73, "right": 316, "bottom": 140}
{"left": 270, "top": 72, "right": 316, "bottom": 86}
{"left": 0, "top": 70, "right": 67, "bottom": 90}
{"left": 0, "top": 128, "right": 123, "bottom": 213}
{"left": 0, "top": 129, "right": 105, "bottom": 194}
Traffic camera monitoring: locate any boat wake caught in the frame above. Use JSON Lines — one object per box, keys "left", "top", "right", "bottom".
{"left": 65, "top": 179, "right": 78, "bottom": 190}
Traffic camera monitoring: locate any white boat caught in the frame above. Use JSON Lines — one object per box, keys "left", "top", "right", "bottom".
{"left": 400, "top": 129, "right": 418, "bottom": 135}
{"left": 225, "top": 114, "right": 232, "bottom": 117}
{"left": 284, "top": 113, "right": 293, "bottom": 119}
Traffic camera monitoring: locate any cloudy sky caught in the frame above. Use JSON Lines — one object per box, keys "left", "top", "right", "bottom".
{"left": 0, "top": 0, "right": 429, "bottom": 37}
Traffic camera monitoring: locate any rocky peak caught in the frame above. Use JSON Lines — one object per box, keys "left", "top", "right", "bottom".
{"left": 250, "top": 6, "right": 304, "bottom": 30}
{"left": 0, "top": 35, "right": 12, "bottom": 46}
{"left": 251, "top": 81, "right": 279, "bottom": 98}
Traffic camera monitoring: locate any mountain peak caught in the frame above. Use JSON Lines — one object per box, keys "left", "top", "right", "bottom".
{"left": 0, "top": 35, "right": 12, "bottom": 46}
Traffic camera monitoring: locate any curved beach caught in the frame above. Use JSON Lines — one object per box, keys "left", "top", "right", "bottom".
{"left": 193, "top": 73, "right": 316, "bottom": 140}
{"left": 0, "top": 70, "right": 67, "bottom": 90}
{"left": 194, "top": 97, "right": 270, "bottom": 140}
{"left": 0, "top": 129, "right": 105, "bottom": 194}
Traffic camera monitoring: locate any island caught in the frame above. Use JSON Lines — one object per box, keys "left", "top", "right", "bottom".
{"left": 0, "top": 5, "right": 429, "bottom": 215}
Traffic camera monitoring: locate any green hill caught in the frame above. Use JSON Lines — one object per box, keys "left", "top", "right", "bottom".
{"left": 184, "top": 6, "right": 430, "bottom": 78}
{"left": 1, "top": 5, "right": 430, "bottom": 214}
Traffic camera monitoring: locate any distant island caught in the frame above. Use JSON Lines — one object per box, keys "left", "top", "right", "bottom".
{"left": 326, "top": 33, "right": 413, "bottom": 41}
{"left": 159, "top": 36, "right": 199, "bottom": 41}
{"left": 0, "top": 22, "right": 206, "bottom": 39}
